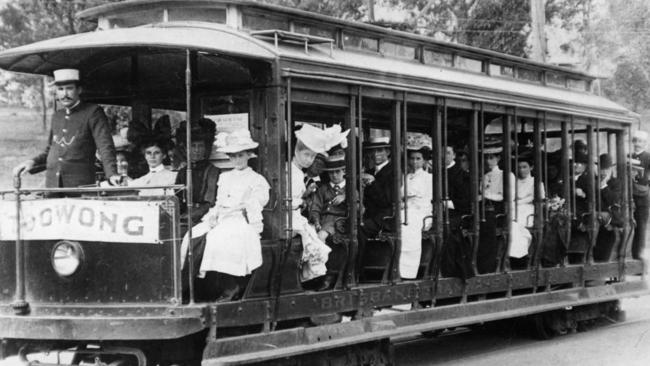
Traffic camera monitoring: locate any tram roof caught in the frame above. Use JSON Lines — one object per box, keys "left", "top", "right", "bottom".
{"left": 78, "top": 0, "right": 596, "bottom": 80}
{"left": 0, "top": 22, "right": 276, "bottom": 75}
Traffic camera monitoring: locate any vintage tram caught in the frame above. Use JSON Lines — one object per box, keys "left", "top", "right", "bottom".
{"left": 0, "top": 0, "right": 647, "bottom": 365}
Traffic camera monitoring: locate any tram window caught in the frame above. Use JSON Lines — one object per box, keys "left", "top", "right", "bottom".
{"left": 517, "top": 68, "right": 542, "bottom": 83}
{"left": 489, "top": 63, "right": 514, "bottom": 78}
{"left": 547, "top": 72, "right": 566, "bottom": 87}
{"left": 242, "top": 13, "right": 289, "bottom": 31}
{"left": 456, "top": 55, "right": 483, "bottom": 73}
{"left": 168, "top": 7, "right": 226, "bottom": 23}
{"left": 343, "top": 33, "right": 379, "bottom": 52}
{"left": 568, "top": 78, "right": 588, "bottom": 92}
{"left": 293, "top": 23, "right": 335, "bottom": 39}
{"left": 380, "top": 41, "right": 417, "bottom": 60}
{"left": 106, "top": 9, "right": 164, "bottom": 28}
{"left": 423, "top": 49, "right": 453, "bottom": 67}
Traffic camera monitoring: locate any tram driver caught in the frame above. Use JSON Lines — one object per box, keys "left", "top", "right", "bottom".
{"left": 13, "top": 68, "right": 122, "bottom": 188}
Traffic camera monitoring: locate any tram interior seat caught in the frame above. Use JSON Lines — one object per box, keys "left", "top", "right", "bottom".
{"left": 418, "top": 228, "right": 437, "bottom": 279}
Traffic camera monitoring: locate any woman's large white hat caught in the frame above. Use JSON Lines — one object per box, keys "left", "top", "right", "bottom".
{"left": 295, "top": 124, "right": 328, "bottom": 154}
{"left": 216, "top": 129, "right": 259, "bottom": 153}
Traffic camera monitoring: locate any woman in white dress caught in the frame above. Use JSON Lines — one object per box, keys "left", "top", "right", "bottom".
{"left": 510, "top": 154, "right": 545, "bottom": 262}
{"left": 400, "top": 143, "right": 433, "bottom": 279}
{"left": 182, "top": 129, "right": 270, "bottom": 301}
{"left": 291, "top": 124, "right": 348, "bottom": 282}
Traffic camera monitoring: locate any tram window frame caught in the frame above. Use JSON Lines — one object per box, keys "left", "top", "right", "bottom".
{"left": 343, "top": 32, "right": 380, "bottom": 53}
{"left": 380, "top": 40, "right": 418, "bottom": 61}
{"left": 489, "top": 63, "right": 515, "bottom": 78}
{"left": 422, "top": 49, "right": 453, "bottom": 67}
{"left": 105, "top": 9, "right": 164, "bottom": 28}
{"left": 292, "top": 22, "right": 336, "bottom": 39}
{"left": 242, "top": 11, "right": 290, "bottom": 31}
{"left": 456, "top": 55, "right": 484, "bottom": 73}
{"left": 167, "top": 6, "right": 227, "bottom": 23}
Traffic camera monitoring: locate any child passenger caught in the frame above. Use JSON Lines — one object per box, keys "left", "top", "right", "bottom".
{"left": 182, "top": 129, "right": 270, "bottom": 301}
{"left": 310, "top": 155, "right": 348, "bottom": 243}
{"left": 128, "top": 137, "right": 177, "bottom": 195}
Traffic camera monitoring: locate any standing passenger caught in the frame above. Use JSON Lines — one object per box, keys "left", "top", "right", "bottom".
{"left": 360, "top": 137, "right": 395, "bottom": 236}
{"left": 400, "top": 142, "right": 433, "bottom": 279}
{"left": 631, "top": 130, "right": 650, "bottom": 259}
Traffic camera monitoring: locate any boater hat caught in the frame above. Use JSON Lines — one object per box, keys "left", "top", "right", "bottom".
{"left": 363, "top": 136, "right": 391, "bottom": 150}
{"left": 322, "top": 155, "right": 346, "bottom": 171}
{"left": 51, "top": 68, "right": 80, "bottom": 86}
{"left": 216, "top": 129, "right": 259, "bottom": 154}
{"left": 481, "top": 136, "right": 502, "bottom": 155}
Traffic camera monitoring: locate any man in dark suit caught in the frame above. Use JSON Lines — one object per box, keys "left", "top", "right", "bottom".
{"left": 631, "top": 130, "right": 650, "bottom": 259}
{"left": 13, "top": 68, "right": 120, "bottom": 188}
{"left": 441, "top": 146, "right": 473, "bottom": 278}
{"left": 360, "top": 137, "right": 395, "bottom": 237}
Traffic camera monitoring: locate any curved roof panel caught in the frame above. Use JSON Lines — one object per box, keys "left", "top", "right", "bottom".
{"left": 0, "top": 22, "right": 277, "bottom": 75}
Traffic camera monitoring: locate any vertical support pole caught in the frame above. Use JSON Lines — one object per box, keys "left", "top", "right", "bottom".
{"left": 570, "top": 118, "right": 577, "bottom": 220}
{"left": 561, "top": 120, "right": 572, "bottom": 266}
{"left": 402, "top": 93, "right": 409, "bottom": 225}
{"left": 596, "top": 120, "right": 601, "bottom": 213}
{"left": 470, "top": 106, "right": 480, "bottom": 276}
{"left": 391, "top": 100, "right": 403, "bottom": 283}
{"left": 12, "top": 176, "right": 28, "bottom": 315}
{"left": 345, "top": 91, "right": 359, "bottom": 288}
{"left": 585, "top": 124, "right": 597, "bottom": 264}
{"left": 358, "top": 89, "right": 365, "bottom": 221}
{"left": 431, "top": 99, "right": 444, "bottom": 285}
{"left": 185, "top": 49, "right": 195, "bottom": 304}
{"left": 502, "top": 112, "right": 513, "bottom": 272}
{"left": 532, "top": 115, "right": 544, "bottom": 268}
{"left": 617, "top": 130, "right": 630, "bottom": 277}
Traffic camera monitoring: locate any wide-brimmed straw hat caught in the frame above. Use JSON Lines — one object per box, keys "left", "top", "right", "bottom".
{"left": 50, "top": 68, "right": 80, "bottom": 86}
{"left": 481, "top": 136, "right": 502, "bottom": 155}
{"left": 406, "top": 134, "right": 432, "bottom": 159}
{"left": 322, "top": 155, "right": 346, "bottom": 171}
{"left": 216, "top": 129, "right": 259, "bottom": 154}
{"left": 363, "top": 136, "right": 391, "bottom": 150}
{"left": 295, "top": 124, "right": 329, "bottom": 154}
{"left": 323, "top": 125, "right": 350, "bottom": 150}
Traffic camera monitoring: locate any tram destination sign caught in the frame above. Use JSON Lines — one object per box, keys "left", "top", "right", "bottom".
{"left": 0, "top": 198, "right": 160, "bottom": 243}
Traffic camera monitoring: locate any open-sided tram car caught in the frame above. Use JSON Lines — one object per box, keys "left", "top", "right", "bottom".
{"left": 0, "top": 1, "right": 647, "bottom": 365}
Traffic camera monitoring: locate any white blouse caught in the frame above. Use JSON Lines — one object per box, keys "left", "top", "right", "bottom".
{"left": 405, "top": 168, "right": 433, "bottom": 212}
{"left": 128, "top": 165, "right": 177, "bottom": 196}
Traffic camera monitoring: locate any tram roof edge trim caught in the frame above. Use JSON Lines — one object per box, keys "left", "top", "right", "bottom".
{"left": 0, "top": 22, "right": 277, "bottom": 74}
{"left": 77, "top": 0, "right": 596, "bottom": 80}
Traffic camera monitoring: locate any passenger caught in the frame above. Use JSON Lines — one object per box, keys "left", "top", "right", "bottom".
{"left": 631, "top": 130, "right": 650, "bottom": 259}
{"left": 400, "top": 141, "right": 433, "bottom": 279}
{"left": 183, "top": 129, "right": 270, "bottom": 301}
{"left": 301, "top": 153, "right": 326, "bottom": 218}
{"left": 309, "top": 155, "right": 349, "bottom": 290}
{"left": 175, "top": 119, "right": 221, "bottom": 225}
{"left": 573, "top": 139, "right": 588, "bottom": 157}
{"left": 545, "top": 150, "right": 564, "bottom": 198}
{"left": 478, "top": 138, "right": 515, "bottom": 274}
{"left": 360, "top": 137, "right": 395, "bottom": 237}
{"left": 515, "top": 154, "right": 545, "bottom": 226}
{"left": 510, "top": 153, "right": 544, "bottom": 265}
{"left": 568, "top": 151, "right": 592, "bottom": 263}
{"left": 127, "top": 137, "right": 177, "bottom": 196}
{"left": 12, "top": 68, "right": 121, "bottom": 188}
{"left": 573, "top": 151, "right": 591, "bottom": 216}
{"left": 594, "top": 153, "right": 624, "bottom": 261}
{"left": 292, "top": 124, "right": 348, "bottom": 282}
{"left": 441, "top": 146, "right": 473, "bottom": 279}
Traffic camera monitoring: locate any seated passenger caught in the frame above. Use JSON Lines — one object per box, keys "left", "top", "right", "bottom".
{"left": 175, "top": 119, "right": 221, "bottom": 225}
{"left": 478, "top": 139, "right": 515, "bottom": 274}
{"left": 568, "top": 151, "right": 592, "bottom": 263}
{"left": 182, "top": 129, "right": 270, "bottom": 301}
{"left": 510, "top": 153, "right": 544, "bottom": 264}
{"left": 291, "top": 124, "right": 348, "bottom": 282}
{"left": 400, "top": 141, "right": 433, "bottom": 279}
{"left": 309, "top": 155, "right": 349, "bottom": 291}
{"left": 360, "top": 137, "right": 395, "bottom": 237}
{"left": 592, "top": 153, "right": 624, "bottom": 262}
{"left": 127, "top": 137, "right": 177, "bottom": 196}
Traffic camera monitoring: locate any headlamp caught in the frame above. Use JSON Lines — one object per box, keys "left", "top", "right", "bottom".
{"left": 51, "top": 241, "right": 83, "bottom": 277}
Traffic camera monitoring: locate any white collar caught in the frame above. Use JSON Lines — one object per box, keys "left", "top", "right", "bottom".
{"left": 64, "top": 100, "right": 81, "bottom": 113}
{"left": 375, "top": 160, "right": 389, "bottom": 173}
{"left": 330, "top": 180, "right": 346, "bottom": 189}
{"left": 446, "top": 161, "right": 456, "bottom": 169}
{"left": 149, "top": 164, "right": 166, "bottom": 173}
{"left": 488, "top": 166, "right": 501, "bottom": 173}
